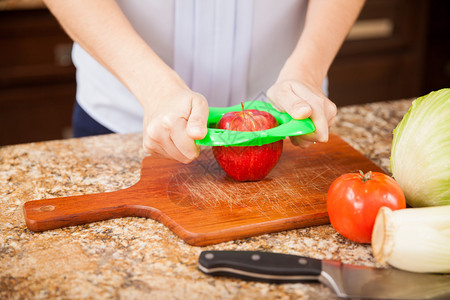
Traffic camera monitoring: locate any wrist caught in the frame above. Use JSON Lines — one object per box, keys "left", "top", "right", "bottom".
{"left": 123, "top": 47, "right": 189, "bottom": 109}
{"left": 276, "top": 56, "right": 327, "bottom": 91}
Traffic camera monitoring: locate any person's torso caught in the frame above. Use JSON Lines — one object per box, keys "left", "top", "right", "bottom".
{"left": 73, "top": 0, "right": 308, "bottom": 133}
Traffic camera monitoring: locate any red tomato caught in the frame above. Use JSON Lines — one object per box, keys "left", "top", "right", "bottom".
{"left": 326, "top": 171, "right": 406, "bottom": 243}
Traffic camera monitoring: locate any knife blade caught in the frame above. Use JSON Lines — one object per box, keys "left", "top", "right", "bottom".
{"left": 198, "top": 250, "right": 450, "bottom": 299}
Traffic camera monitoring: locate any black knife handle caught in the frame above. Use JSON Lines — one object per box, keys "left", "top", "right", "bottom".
{"left": 198, "top": 250, "right": 322, "bottom": 284}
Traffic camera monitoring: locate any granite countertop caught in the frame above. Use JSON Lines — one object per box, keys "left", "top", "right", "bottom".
{"left": 0, "top": 99, "right": 413, "bottom": 299}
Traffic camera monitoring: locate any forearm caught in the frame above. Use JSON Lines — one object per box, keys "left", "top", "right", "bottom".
{"left": 43, "top": 0, "right": 185, "bottom": 107}
{"left": 279, "top": 0, "right": 365, "bottom": 87}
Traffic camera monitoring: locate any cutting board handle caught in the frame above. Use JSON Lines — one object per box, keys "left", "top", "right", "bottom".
{"left": 22, "top": 188, "right": 155, "bottom": 232}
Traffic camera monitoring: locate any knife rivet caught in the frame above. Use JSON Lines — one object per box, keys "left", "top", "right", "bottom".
{"left": 205, "top": 253, "right": 214, "bottom": 260}
{"left": 298, "top": 258, "right": 308, "bottom": 265}
{"left": 251, "top": 254, "right": 261, "bottom": 261}
{"left": 39, "top": 205, "right": 55, "bottom": 212}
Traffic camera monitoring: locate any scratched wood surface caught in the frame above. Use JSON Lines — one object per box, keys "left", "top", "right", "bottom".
{"left": 23, "top": 134, "right": 385, "bottom": 246}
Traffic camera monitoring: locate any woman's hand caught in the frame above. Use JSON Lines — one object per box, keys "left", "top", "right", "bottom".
{"left": 266, "top": 0, "right": 364, "bottom": 148}
{"left": 267, "top": 80, "right": 337, "bottom": 148}
{"left": 142, "top": 85, "right": 209, "bottom": 164}
{"left": 41, "top": 1, "right": 210, "bottom": 164}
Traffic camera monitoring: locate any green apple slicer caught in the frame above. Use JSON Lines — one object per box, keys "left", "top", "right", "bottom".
{"left": 195, "top": 97, "right": 315, "bottom": 147}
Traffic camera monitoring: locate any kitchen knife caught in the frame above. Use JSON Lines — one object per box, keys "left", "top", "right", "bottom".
{"left": 198, "top": 250, "right": 450, "bottom": 299}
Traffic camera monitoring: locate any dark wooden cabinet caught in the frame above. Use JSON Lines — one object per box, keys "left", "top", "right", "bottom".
{"left": 0, "top": 9, "right": 76, "bottom": 146}
{"left": 328, "top": 0, "right": 430, "bottom": 106}
{"left": 423, "top": 0, "right": 450, "bottom": 93}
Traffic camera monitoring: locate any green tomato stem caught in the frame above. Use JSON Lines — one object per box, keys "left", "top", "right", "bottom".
{"left": 358, "top": 170, "right": 373, "bottom": 183}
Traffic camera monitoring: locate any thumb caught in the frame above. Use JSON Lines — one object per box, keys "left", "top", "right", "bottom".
{"left": 186, "top": 95, "right": 209, "bottom": 140}
{"left": 268, "top": 82, "right": 314, "bottom": 120}
{"left": 277, "top": 92, "right": 312, "bottom": 120}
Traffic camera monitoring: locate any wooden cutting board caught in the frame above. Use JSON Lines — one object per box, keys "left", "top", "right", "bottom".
{"left": 23, "top": 134, "right": 385, "bottom": 246}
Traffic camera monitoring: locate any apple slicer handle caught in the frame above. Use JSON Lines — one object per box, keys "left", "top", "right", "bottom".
{"left": 23, "top": 189, "right": 132, "bottom": 232}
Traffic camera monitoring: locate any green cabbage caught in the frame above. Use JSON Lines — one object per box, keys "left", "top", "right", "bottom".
{"left": 391, "top": 88, "right": 450, "bottom": 207}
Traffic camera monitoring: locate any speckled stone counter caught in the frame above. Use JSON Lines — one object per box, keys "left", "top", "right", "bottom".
{"left": 0, "top": 99, "right": 413, "bottom": 299}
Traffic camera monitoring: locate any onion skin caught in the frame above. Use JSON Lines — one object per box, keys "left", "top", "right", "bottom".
{"left": 372, "top": 206, "right": 450, "bottom": 273}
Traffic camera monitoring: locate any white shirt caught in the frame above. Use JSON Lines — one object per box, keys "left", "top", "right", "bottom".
{"left": 72, "top": 0, "right": 311, "bottom": 133}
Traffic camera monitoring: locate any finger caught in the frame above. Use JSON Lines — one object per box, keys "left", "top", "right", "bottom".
{"left": 158, "top": 127, "right": 195, "bottom": 164}
{"left": 325, "top": 101, "right": 337, "bottom": 123}
{"left": 272, "top": 93, "right": 328, "bottom": 143}
{"left": 274, "top": 92, "right": 313, "bottom": 120}
{"left": 290, "top": 136, "right": 314, "bottom": 148}
{"left": 143, "top": 135, "right": 171, "bottom": 159}
{"left": 297, "top": 139, "right": 315, "bottom": 148}
{"left": 293, "top": 132, "right": 317, "bottom": 143}
{"left": 290, "top": 134, "right": 316, "bottom": 148}
{"left": 171, "top": 117, "right": 200, "bottom": 162}
{"left": 186, "top": 94, "right": 209, "bottom": 140}
{"left": 144, "top": 122, "right": 192, "bottom": 163}
{"left": 329, "top": 116, "right": 336, "bottom": 127}
{"left": 306, "top": 99, "right": 330, "bottom": 143}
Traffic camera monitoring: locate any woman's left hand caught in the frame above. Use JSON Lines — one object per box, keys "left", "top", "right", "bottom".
{"left": 267, "top": 79, "right": 337, "bottom": 148}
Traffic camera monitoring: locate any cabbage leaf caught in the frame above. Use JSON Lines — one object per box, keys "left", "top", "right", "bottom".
{"left": 391, "top": 88, "right": 450, "bottom": 207}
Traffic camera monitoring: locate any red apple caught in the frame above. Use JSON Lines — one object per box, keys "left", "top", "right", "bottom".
{"left": 212, "top": 103, "right": 283, "bottom": 181}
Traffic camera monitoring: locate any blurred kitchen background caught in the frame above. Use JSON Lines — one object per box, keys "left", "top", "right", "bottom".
{"left": 1, "top": 0, "right": 449, "bottom": 146}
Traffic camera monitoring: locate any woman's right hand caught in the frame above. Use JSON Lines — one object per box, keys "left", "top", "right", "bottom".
{"left": 141, "top": 84, "right": 209, "bottom": 164}
{"left": 42, "top": 1, "right": 209, "bottom": 164}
